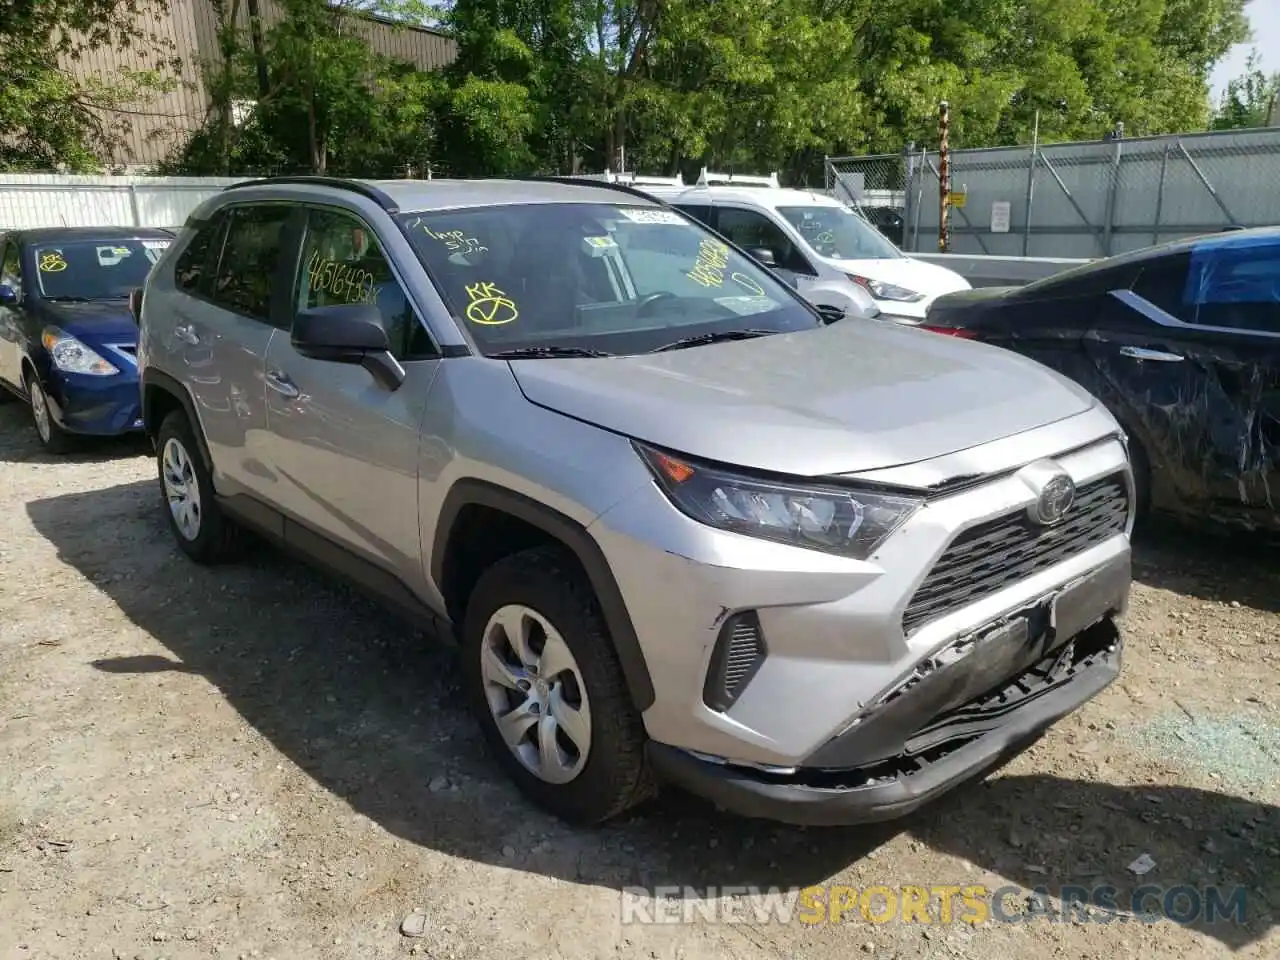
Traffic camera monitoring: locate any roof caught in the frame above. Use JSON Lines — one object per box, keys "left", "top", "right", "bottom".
{"left": 10, "top": 226, "right": 175, "bottom": 244}
{"left": 639, "top": 184, "right": 844, "bottom": 210}
{"left": 221, "top": 177, "right": 669, "bottom": 213}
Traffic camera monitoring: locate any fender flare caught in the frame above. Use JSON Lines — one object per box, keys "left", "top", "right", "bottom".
{"left": 431, "top": 478, "right": 656, "bottom": 712}
{"left": 141, "top": 368, "right": 212, "bottom": 470}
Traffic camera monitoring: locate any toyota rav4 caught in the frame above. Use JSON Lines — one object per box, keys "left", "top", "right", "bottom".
{"left": 136, "top": 175, "right": 1133, "bottom": 826}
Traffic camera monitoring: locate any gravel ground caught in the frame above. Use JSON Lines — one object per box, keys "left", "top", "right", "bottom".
{"left": 0, "top": 400, "right": 1277, "bottom": 960}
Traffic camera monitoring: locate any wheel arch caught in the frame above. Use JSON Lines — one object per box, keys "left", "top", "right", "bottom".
{"left": 431, "top": 478, "right": 656, "bottom": 712}
{"left": 141, "top": 369, "right": 212, "bottom": 471}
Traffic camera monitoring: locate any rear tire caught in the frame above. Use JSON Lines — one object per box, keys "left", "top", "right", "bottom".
{"left": 156, "top": 410, "right": 241, "bottom": 564}
{"left": 461, "top": 545, "right": 655, "bottom": 825}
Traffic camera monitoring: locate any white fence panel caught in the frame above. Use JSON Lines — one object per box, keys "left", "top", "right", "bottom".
{"left": 0, "top": 175, "right": 244, "bottom": 231}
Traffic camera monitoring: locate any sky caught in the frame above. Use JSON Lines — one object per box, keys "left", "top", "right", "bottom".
{"left": 1209, "top": 0, "right": 1279, "bottom": 101}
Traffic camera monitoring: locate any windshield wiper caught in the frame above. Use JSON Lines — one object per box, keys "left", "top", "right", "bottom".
{"left": 490, "top": 345, "right": 613, "bottom": 359}
{"left": 649, "top": 329, "right": 777, "bottom": 353}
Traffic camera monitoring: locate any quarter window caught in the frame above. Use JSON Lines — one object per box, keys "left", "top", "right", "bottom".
{"left": 208, "top": 205, "right": 293, "bottom": 324}
{"left": 174, "top": 211, "right": 227, "bottom": 295}
{"left": 296, "top": 208, "right": 434, "bottom": 359}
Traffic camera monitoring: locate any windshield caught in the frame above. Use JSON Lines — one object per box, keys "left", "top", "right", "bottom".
{"left": 776, "top": 205, "right": 902, "bottom": 261}
{"left": 396, "top": 202, "right": 821, "bottom": 356}
{"left": 32, "top": 237, "right": 170, "bottom": 300}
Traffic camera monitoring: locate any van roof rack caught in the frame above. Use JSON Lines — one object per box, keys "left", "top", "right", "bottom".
{"left": 573, "top": 170, "right": 687, "bottom": 188}
{"left": 695, "top": 168, "right": 781, "bottom": 188}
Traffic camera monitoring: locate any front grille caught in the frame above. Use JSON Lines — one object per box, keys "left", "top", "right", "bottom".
{"left": 902, "top": 473, "right": 1129, "bottom": 634}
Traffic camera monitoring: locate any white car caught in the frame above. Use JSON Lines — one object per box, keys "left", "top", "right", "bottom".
{"left": 638, "top": 176, "right": 971, "bottom": 322}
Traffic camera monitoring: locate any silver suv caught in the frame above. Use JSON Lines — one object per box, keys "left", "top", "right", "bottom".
{"left": 136, "top": 176, "right": 1134, "bottom": 827}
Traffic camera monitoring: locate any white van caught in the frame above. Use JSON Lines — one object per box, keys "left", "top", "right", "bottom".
{"left": 635, "top": 171, "right": 971, "bottom": 323}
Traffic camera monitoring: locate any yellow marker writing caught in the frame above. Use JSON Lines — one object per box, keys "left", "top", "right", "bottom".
{"left": 464, "top": 281, "right": 518, "bottom": 325}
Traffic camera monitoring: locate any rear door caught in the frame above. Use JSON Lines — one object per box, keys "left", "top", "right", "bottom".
{"left": 169, "top": 202, "right": 300, "bottom": 504}
{"left": 1086, "top": 242, "right": 1280, "bottom": 527}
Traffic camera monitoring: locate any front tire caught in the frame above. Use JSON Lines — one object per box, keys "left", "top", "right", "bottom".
{"left": 156, "top": 410, "right": 241, "bottom": 564}
{"left": 461, "top": 545, "right": 654, "bottom": 825}
{"left": 27, "top": 378, "right": 74, "bottom": 454}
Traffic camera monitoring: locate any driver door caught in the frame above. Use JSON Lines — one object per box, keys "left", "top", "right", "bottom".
{"left": 711, "top": 204, "right": 819, "bottom": 298}
{"left": 0, "top": 239, "right": 24, "bottom": 391}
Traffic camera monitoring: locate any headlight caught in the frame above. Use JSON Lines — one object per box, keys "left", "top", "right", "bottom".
{"left": 635, "top": 442, "right": 922, "bottom": 560}
{"left": 847, "top": 274, "right": 926, "bottom": 303}
{"left": 42, "top": 327, "right": 118, "bottom": 376}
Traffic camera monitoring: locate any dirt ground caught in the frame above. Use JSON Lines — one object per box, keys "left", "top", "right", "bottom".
{"left": 0, "top": 401, "right": 1276, "bottom": 960}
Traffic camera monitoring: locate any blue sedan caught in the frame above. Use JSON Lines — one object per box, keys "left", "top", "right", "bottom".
{"left": 0, "top": 227, "right": 173, "bottom": 452}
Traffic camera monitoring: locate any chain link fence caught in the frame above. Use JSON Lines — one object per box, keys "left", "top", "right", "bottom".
{"left": 827, "top": 127, "right": 1280, "bottom": 258}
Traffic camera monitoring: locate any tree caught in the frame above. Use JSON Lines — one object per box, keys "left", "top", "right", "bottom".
{"left": 0, "top": 0, "right": 178, "bottom": 171}
{"left": 1212, "top": 50, "right": 1280, "bottom": 131}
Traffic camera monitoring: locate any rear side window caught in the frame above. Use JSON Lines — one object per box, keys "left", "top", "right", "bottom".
{"left": 207, "top": 205, "right": 292, "bottom": 324}
{"left": 175, "top": 212, "right": 227, "bottom": 294}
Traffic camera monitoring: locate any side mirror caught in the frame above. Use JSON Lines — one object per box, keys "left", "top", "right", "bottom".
{"left": 0, "top": 283, "right": 18, "bottom": 305}
{"left": 291, "top": 302, "right": 404, "bottom": 390}
{"left": 748, "top": 247, "right": 777, "bottom": 267}
{"left": 815, "top": 304, "right": 847, "bottom": 324}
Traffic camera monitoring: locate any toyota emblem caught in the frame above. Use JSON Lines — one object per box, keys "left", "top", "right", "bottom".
{"left": 1032, "top": 474, "right": 1076, "bottom": 526}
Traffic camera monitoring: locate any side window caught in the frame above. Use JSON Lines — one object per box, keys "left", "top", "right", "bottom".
{"left": 1, "top": 241, "right": 22, "bottom": 297}
{"left": 714, "top": 207, "right": 811, "bottom": 274}
{"left": 174, "top": 211, "right": 227, "bottom": 295}
{"left": 1131, "top": 253, "right": 1192, "bottom": 321}
{"left": 208, "top": 204, "right": 293, "bottom": 325}
{"left": 296, "top": 208, "right": 434, "bottom": 360}
{"left": 674, "top": 204, "right": 713, "bottom": 226}
{"left": 1186, "top": 245, "right": 1280, "bottom": 333}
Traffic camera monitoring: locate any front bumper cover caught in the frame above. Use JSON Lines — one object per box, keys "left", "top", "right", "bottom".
{"left": 649, "top": 615, "right": 1122, "bottom": 827}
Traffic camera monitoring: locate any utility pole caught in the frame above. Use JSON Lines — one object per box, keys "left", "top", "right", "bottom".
{"left": 938, "top": 101, "right": 951, "bottom": 253}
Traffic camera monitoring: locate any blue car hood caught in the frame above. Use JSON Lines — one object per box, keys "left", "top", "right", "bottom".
{"left": 37, "top": 299, "right": 136, "bottom": 343}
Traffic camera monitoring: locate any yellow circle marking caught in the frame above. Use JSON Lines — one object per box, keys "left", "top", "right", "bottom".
{"left": 39, "top": 252, "right": 67, "bottom": 273}
{"left": 464, "top": 281, "right": 519, "bottom": 326}
{"left": 730, "top": 272, "right": 766, "bottom": 296}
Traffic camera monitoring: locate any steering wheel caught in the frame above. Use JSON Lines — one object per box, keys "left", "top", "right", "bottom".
{"left": 634, "top": 290, "right": 678, "bottom": 317}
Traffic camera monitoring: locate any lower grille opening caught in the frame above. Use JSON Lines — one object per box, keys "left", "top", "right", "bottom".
{"left": 702, "top": 611, "right": 767, "bottom": 712}
{"left": 722, "top": 620, "right": 1120, "bottom": 790}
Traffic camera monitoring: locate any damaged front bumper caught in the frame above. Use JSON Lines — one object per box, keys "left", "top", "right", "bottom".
{"left": 648, "top": 595, "right": 1124, "bottom": 827}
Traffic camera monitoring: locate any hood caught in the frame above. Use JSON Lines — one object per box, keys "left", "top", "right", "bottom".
{"left": 37, "top": 299, "right": 136, "bottom": 342}
{"left": 823, "top": 256, "right": 972, "bottom": 319}
{"left": 508, "top": 319, "right": 1097, "bottom": 478}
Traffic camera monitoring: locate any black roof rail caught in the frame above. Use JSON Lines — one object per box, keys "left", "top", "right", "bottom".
{"left": 224, "top": 175, "right": 400, "bottom": 213}
{"left": 518, "top": 175, "right": 680, "bottom": 208}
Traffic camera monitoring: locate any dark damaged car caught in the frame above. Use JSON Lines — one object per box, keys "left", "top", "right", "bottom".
{"left": 921, "top": 228, "right": 1280, "bottom": 533}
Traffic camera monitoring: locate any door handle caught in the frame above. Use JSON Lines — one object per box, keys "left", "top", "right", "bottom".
{"left": 173, "top": 323, "right": 199, "bottom": 345}
{"left": 265, "top": 370, "right": 299, "bottom": 398}
{"left": 1119, "top": 345, "right": 1184, "bottom": 363}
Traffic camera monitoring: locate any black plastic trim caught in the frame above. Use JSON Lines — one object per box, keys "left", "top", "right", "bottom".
{"left": 224, "top": 176, "right": 401, "bottom": 213}
{"left": 431, "top": 478, "right": 656, "bottom": 711}
{"left": 216, "top": 493, "right": 447, "bottom": 635}
{"left": 140, "top": 368, "right": 213, "bottom": 470}
{"left": 702, "top": 610, "right": 766, "bottom": 712}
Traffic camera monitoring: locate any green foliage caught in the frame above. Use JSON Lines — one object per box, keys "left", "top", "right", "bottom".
{"left": 9, "top": 0, "right": 1258, "bottom": 178}
{"left": 0, "top": 0, "right": 179, "bottom": 171}
{"left": 1212, "top": 50, "right": 1280, "bottom": 131}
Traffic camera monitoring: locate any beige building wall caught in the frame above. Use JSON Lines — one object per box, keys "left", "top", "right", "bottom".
{"left": 57, "top": 0, "right": 456, "bottom": 170}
